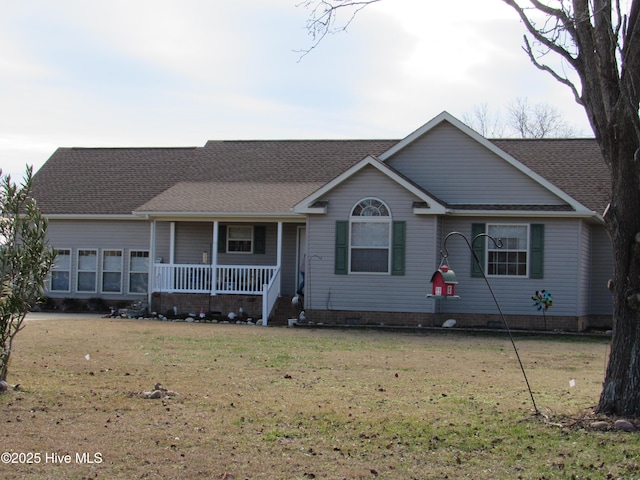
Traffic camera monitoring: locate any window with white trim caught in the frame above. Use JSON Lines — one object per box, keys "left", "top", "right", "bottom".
{"left": 129, "top": 251, "right": 149, "bottom": 294}
{"left": 50, "top": 248, "right": 71, "bottom": 292}
{"left": 77, "top": 249, "right": 97, "bottom": 292}
{"left": 102, "top": 250, "right": 123, "bottom": 293}
{"left": 487, "top": 224, "right": 528, "bottom": 276}
{"left": 350, "top": 198, "right": 391, "bottom": 273}
{"left": 227, "top": 226, "right": 253, "bottom": 253}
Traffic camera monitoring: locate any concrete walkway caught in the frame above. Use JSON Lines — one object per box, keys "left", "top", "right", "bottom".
{"left": 24, "top": 312, "right": 104, "bottom": 321}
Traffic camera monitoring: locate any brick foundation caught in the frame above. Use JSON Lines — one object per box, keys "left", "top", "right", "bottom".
{"left": 151, "top": 293, "right": 263, "bottom": 319}
{"left": 305, "top": 309, "right": 612, "bottom": 332}
{"left": 149, "top": 293, "right": 612, "bottom": 332}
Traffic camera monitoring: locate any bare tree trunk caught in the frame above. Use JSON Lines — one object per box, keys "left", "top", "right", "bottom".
{"left": 597, "top": 118, "right": 640, "bottom": 416}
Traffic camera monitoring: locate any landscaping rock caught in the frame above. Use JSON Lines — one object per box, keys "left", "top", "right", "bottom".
{"left": 140, "top": 383, "right": 180, "bottom": 399}
{"left": 590, "top": 421, "right": 610, "bottom": 431}
{"left": 614, "top": 419, "right": 636, "bottom": 432}
{"left": 0, "top": 380, "right": 8, "bottom": 392}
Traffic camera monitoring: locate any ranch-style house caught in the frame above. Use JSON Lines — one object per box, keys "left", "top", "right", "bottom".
{"left": 30, "top": 112, "right": 613, "bottom": 331}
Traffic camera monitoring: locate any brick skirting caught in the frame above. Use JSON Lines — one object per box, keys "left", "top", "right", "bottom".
{"left": 151, "top": 292, "right": 263, "bottom": 319}
{"left": 149, "top": 293, "right": 612, "bottom": 332}
{"left": 304, "top": 309, "right": 612, "bottom": 332}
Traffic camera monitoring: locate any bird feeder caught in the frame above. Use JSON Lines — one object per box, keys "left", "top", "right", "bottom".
{"left": 427, "top": 264, "right": 459, "bottom": 299}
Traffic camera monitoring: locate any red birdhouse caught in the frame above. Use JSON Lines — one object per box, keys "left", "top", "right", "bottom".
{"left": 428, "top": 264, "right": 459, "bottom": 299}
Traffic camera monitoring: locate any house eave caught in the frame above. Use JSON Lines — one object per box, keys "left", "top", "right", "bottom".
{"left": 446, "top": 209, "right": 603, "bottom": 221}
{"left": 44, "top": 214, "right": 141, "bottom": 221}
{"left": 133, "top": 210, "right": 306, "bottom": 222}
{"left": 296, "top": 207, "right": 328, "bottom": 214}
{"left": 413, "top": 206, "right": 448, "bottom": 215}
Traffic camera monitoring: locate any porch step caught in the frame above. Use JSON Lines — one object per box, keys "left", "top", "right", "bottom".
{"left": 269, "top": 296, "right": 302, "bottom": 326}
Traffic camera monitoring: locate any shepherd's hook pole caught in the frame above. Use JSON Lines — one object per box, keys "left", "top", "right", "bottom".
{"left": 441, "top": 231, "right": 539, "bottom": 415}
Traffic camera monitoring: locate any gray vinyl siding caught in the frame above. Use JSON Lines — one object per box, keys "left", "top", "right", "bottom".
{"left": 435, "top": 217, "right": 583, "bottom": 317}
{"left": 306, "top": 165, "right": 438, "bottom": 314}
{"left": 590, "top": 225, "right": 614, "bottom": 315}
{"left": 577, "top": 221, "right": 591, "bottom": 317}
{"left": 154, "top": 221, "right": 171, "bottom": 263}
{"left": 166, "top": 222, "right": 280, "bottom": 266}
{"left": 386, "top": 122, "right": 567, "bottom": 206}
{"left": 174, "top": 222, "right": 214, "bottom": 264}
{"left": 45, "top": 219, "right": 150, "bottom": 299}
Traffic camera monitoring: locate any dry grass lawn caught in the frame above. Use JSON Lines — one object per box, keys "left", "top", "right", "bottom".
{"left": 1, "top": 314, "right": 637, "bottom": 479}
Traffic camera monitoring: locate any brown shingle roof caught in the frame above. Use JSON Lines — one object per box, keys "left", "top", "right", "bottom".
{"left": 30, "top": 137, "right": 610, "bottom": 216}
{"left": 30, "top": 147, "right": 199, "bottom": 215}
{"left": 135, "top": 181, "right": 327, "bottom": 214}
{"left": 492, "top": 138, "right": 611, "bottom": 215}
{"left": 186, "top": 140, "right": 399, "bottom": 183}
{"left": 32, "top": 140, "right": 397, "bottom": 215}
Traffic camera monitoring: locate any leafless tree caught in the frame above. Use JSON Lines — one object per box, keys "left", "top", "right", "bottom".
{"left": 462, "top": 103, "right": 506, "bottom": 137}
{"left": 464, "top": 98, "right": 579, "bottom": 138}
{"left": 507, "top": 97, "right": 580, "bottom": 137}
{"left": 299, "top": 0, "right": 640, "bottom": 417}
{"left": 296, "top": 0, "right": 381, "bottom": 58}
{"left": 502, "top": 0, "right": 640, "bottom": 418}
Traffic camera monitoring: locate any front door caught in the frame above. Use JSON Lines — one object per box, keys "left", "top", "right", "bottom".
{"left": 296, "top": 226, "right": 307, "bottom": 295}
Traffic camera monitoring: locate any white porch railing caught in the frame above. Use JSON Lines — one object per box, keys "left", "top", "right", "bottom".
{"left": 152, "top": 264, "right": 281, "bottom": 324}
{"left": 262, "top": 267, "right": 281, "bottom": 327}
{"left": 152, "top": 264, "right": 279, "bottom": 295}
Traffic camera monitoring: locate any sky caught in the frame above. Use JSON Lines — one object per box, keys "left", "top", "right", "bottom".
{"left": 0, "top": 0, "right": 594, "bottom": 182}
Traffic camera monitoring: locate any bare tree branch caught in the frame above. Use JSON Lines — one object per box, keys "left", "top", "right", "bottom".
{"left": 296, "top": 0, "right": 381, "bottom": 60}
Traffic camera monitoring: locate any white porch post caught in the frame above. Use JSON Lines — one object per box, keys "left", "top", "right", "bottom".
{"left": 147, "top": 219, "right": 156, "bottom": 307}
{"left": 169, "top": 222, "right": 175, "bottom": 292}
{"left": 277, "top": 221, "right": 283, "bottom": 267}
{"left": 169, "top": 222, "right": 175, "bottom": 264}
{"left": 262, "top": 222, "right": 283, "bottom": 327}
{"left": 211, "top": 220, "right": 218, "bottom": 296}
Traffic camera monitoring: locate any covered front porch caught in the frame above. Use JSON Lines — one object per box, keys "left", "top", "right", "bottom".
{"left": 147, "top": 219, "right": 305, "bottom": 325}
{"left": 152, "top": 263, "right": 281, "bottom": 324}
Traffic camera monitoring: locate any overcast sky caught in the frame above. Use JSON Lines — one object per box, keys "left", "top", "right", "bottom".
{"left": 1, "top": 0, "right": 593, "bottom": 181}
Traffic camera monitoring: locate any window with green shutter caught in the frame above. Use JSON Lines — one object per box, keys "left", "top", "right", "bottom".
{"left": 474, "top": 223, "right": 544, "bottom": 278}
{"left": 335, "top": 199, "right": 405, "bottom": 275}
{"left": 254, "top": 226, "right": 266, "bottom": 254}
{"left": 391, "top": 221, "right": 406, "bottom": 275}
{"left": 471, "top": 223, "right": 486, "bottom": 278}
{"left": 335, "top": 220, "right": 348, "bottom": 274}
{"left": 217, "top": 225, "right": 266, "bottom": 254}
{"left": 529, "top": 224, "right": 544, "bottom": 279}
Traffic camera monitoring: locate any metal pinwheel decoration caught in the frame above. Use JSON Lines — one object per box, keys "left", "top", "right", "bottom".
{"left": 532, "top": 290, "right": 552, "bottom": 330}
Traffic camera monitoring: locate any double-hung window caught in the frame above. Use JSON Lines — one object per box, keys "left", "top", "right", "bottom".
{"left": 50, "top": 248, "right": 71, "bottom": 292}
{"left": 102, "top": 250, "right": 123, "bottom": 293}
{"left": 350, "top": 198, "right": 391, "bottom": 273}
{"left": 77, "top": 249, "right": 97, "bottom": 292}
{"left": 227, "top": 226, "right": 253, "bottom": 253}
{"left": 129, "top": 251, "right": 149, "bottom": 294}
{"left": 487, "top": 224, "right": 528, "bottom": 276}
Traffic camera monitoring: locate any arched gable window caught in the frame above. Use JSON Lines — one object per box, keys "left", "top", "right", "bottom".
{"left": 349, "top": 198, "right": 392, "bottom": 273}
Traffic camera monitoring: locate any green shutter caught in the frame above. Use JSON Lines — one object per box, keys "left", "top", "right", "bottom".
{"left": 391, "top": 221, "right": 406, "bottom": 275}
{"left": 254, "top": 226, "right": 266, "bottom": 254}
{"left": 218, "top": 225, "right": 227, "bottom": 253}
{"left": 530, "top": 224, "right": 544, "bottom": 279}
{"left": 471, "top": 223, "right": 486, "bottom": 278}
{"left": 335, "top": 221, "right": 348, "bottom": 275}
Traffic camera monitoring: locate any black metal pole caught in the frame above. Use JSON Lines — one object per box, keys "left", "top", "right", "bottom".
{"left": 441, "top": 232, "right": 540, "bottom": 415}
